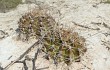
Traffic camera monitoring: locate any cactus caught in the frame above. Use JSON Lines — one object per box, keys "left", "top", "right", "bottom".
{"left": 17, "top": 9, "right": 56, "bottom": 40}
{"left": 17, "top": 9, "right": 86, "bottom": 65}
{"left": 42, "top": 29, "right": 86, "bottom": 65}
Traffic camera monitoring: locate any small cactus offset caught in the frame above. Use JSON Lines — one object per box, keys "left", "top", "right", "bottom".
{"left": 17, "top": 9, "right": 86, "bottom": 65}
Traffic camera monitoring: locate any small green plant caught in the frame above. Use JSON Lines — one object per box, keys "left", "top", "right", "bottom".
{"left": 17, "top": 9, "right": 86, "bottom": 65}
{"left": 0, "top": 0, "right": 22, "bottom": 12}
{"left": 102, "top": 0, "right": 110, "bottom": 3}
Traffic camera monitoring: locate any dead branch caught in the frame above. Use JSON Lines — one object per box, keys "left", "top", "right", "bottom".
{"left": 23, "top": 60, "right": 28, "bottom": 70}
{"left": 32, "top": 49, "right": 40, "bottom": 70}
{"left": 4, "top": 40, "right": 40, "bottom": 70}
{"left": 0, "top": 65, "right": 3, "bottom": 70}
{"left": 91, "top": 22, "right": 110, "bottom": 30}
{"left": 16, "top": 60, "right": 28, "bottom": 70}
{"left": 36, "top": 67, "right": 49, "bottom": 70}
{"left": 72, "top": 21, "right": 100, "bottom": 30}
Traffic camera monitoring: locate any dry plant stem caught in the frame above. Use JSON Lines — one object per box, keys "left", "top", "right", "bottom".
{"left": 16, "top": 60, "right": 28, "bottom": 70}
{"left": 36, "top": 67, "right": 49, "bottom": 70}
{"left": 15, "top": 48, "right": 48, "bottom": 70}
{"left": 72, "top": 21, "right": 100, "bottom": 30}
{"left": 4, "top": 40, "right": 40, "bottom": 70}
{"left": 81, "top": 62, "right": 91, "bottom": 70}
{"left": 23, "top": 60, "right": 28, "bottom": 70}
{"left": 91, "top": 22, "right": 101, "bottom": 25}
{"left": 91, "top": 22, "right": 110, "bottom": 29}
{"left": 0, "top": 65, "right": 3, "bottom": 70}
{"left": 32, "top": 49, "right": 40, "bottom": 70}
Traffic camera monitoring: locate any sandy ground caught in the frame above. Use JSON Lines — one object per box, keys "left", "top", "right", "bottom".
{"left": 0, "top": 0, "right": 110, "bottom": 70}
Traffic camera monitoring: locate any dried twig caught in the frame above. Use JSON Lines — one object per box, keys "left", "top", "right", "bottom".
{"left": 16, "top": 60, "right": 28, "bottom": 70}
{"left": 0, "top": 67, "right": 3, "bottom": 70}
{"left": 36, "top": 67, "right": 49, "bottom": 70}
{"left": 0, "top": 64, "right": 3, "bottom": 70}
{"left": 32, "top": 49, "right": 40, "bottom": 70}
{"left": 7, "top": 56, "right": 12, "bottom": 60}
{"left": 4, "top": 40, "right": 40, "bottom": 70}
{"left": 91, "top": 22, "right": 110, "bottom": 30}
{"left": 72, "top": 21, "right": 100, "bottom": 30}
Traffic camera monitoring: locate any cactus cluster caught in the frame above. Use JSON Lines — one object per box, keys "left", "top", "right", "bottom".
{"left": 17, "top": 9, "right": 86, "bottom": 65}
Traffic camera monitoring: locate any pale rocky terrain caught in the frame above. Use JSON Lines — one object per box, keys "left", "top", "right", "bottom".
{"left": 0, "top": 0, "right": 110, "bottom": 70}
